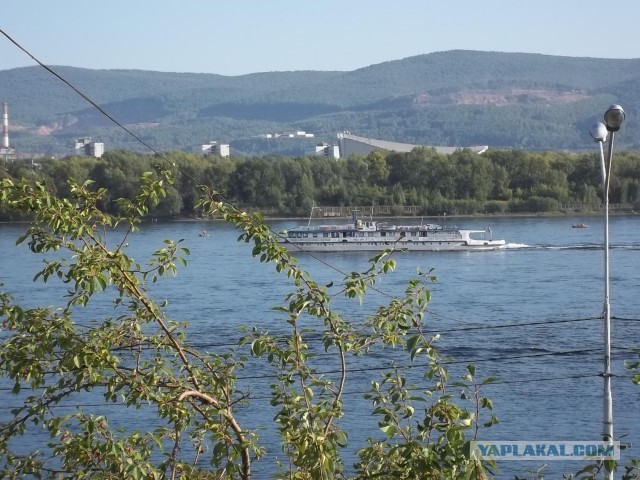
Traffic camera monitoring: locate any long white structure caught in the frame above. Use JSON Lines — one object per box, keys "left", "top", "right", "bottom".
{"left": 337, "top": 132, "right": 488, "bottom": 158}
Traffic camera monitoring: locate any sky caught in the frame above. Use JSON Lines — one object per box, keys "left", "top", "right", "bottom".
{"left": 2, "top": 0, "right": 640, "bottom": 76}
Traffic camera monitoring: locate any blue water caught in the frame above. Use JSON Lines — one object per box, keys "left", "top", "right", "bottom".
{"left": 1, "top": 215, "right": 639, "bottom": 478}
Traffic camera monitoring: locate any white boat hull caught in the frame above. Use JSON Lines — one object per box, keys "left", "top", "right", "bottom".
{"left": 278, "top": 236, "right": 506, "bottom": 252}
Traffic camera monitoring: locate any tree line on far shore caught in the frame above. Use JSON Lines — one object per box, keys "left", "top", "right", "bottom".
{"left": 2, "top": 147, "right": 640, "bottom": 221}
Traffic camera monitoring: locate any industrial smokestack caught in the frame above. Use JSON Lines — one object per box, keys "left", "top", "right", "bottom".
{"left": 2, "top": 102, "right": 8, "bottom": 149}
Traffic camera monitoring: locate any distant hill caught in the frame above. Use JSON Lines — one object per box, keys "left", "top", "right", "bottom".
{"left": 1, "top": 50, "right": 639, "bottom": 157}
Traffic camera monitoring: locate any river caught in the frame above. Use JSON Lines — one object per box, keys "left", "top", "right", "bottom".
{"left": 1, "top": 214, "right": 639, "bottom": 478}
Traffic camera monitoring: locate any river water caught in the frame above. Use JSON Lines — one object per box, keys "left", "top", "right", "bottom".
{"left": 1, "top": 214, "right": 639, "bottom": 478}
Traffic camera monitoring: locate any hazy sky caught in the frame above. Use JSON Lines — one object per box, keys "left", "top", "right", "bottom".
{"left": 2, "top": 0, "right": 640, "bottom": 75}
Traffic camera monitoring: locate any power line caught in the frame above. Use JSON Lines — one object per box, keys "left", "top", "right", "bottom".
{"left": 3, "top": 344, "right": 611, "bottom": 383}
{"left": 184, "top": 315, "right": 610, "bottom": 350}
{"left": 3, "top": 345, "right": 636, "bottom": 395}
{"left": 3, "top": 373, "right": 639, "bottom": 410}
{"left": 1, "top": 315, "right": 634, "bottom": 358}
{"left": 233, "top": 345, "right": 637, "bottom": 381}
{"left": 614, "top": 316, "right": 640, "bottom": 323}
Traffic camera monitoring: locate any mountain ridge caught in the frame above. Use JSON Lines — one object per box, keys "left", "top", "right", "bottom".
{"left": 1, "top": 50, "right": 639, "bottom": 156}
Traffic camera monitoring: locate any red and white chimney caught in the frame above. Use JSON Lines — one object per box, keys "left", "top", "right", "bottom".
{"left": 2, "top": 102, "right": 8, "bottom": 149}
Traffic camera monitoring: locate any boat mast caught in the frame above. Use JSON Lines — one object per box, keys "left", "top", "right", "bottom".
{"left": 307, "top": 202, "right": 322, "bottom": 227}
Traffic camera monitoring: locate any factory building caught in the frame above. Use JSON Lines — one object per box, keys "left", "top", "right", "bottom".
{"left": 202, "top": 141, "right": 230, "bottom": 158}
{"left": 74, "top": 137, "right": 104, "bottom": 158}
{"left": 337, "top": 132, "right": 488, "bottom": 158}
{"left": 305, "top": 142, "right": 340, "bottom": 159}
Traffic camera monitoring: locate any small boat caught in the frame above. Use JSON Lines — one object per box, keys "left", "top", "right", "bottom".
{"left": 572, "top": 223, "right": 589, "bottom": 229}
{"left": 199, "top": 230, "right": 209, "bottom": 237}
{"left": 277, "top": 210, "right": 506, "bottom": 252}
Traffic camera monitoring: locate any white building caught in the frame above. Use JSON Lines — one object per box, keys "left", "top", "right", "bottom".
{"left": 306, "top": 142, "right": 340, "bottom": 159}
{"left": 88, "top": 142, "right": 104, "bottom": 158}
{"left": 74, "top": 137, "right": 104, "bottom": 158}
{"left": 202, "top": 141, "right": 230, "bottom": 158}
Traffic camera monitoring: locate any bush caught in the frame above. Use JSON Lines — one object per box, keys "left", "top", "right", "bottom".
{"left": 509, "top": 196, "right": 559, "bottom": 213}
{"left": 483, "top": 200, "right": 508, "bottom": 214}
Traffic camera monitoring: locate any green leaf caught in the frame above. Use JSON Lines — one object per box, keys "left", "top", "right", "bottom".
{"left": 380, "top": 424, "right": 397, "bottom": 438}
{"left": 407, "top": 334, "right": 420, "bottom": 356}
{"left": 466, "top": 364, "right": 476, "bottom": 377}
{"left": 15, "top": 233, "right": 30, "bottom": 245}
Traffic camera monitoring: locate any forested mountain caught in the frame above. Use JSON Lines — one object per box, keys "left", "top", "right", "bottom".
{"left": 2, "top": 50, "right": 640, "bottom": 157}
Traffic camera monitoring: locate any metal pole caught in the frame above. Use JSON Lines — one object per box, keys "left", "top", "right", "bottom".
{"left": 602, "top": 132, "right": 615, "bottom": 480}
{"left": 591, "top": 106, "right": 623, "bottom": 480}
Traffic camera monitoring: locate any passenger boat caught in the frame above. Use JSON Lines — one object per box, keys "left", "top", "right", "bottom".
{"left": 277, "top": 211, "right": 506, "bottom": 252}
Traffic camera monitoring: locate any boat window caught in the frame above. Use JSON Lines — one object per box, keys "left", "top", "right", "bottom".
{"left": 323, "top": 233, "right": 329, "bottom": 238}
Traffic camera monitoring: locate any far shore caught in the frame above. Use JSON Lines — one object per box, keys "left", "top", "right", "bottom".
{"left": 164, "top": 209, "right": 636, "bottom": 223}
{"left": 1, "top": 208, "right": 637, "bottom": 226}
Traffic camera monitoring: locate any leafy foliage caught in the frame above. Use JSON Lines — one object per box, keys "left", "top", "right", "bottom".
{"left": 0, "top": 167, "right": 638, "bottom": 478}
{"left": 4, "top": 147, "right": 640, "bottom": 222}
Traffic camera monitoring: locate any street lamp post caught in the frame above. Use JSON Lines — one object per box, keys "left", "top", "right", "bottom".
{"left": 589, "top": 104, "right": 625, "bottom": 479}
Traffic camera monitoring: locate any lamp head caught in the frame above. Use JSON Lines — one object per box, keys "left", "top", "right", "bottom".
{"left": 590, "top": 122, "right": 608, "bottom": 143}
{"left": 604, "top": 104, "right": 625, "bottom": 132}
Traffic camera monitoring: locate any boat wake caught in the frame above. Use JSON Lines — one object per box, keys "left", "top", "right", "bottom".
{"left": 540, "top": 243, "right": 601, "bottom": 251}
{"left": 502, "top": 242, "right": 533, "bottom": 249}
{"left": 616, "top": 244, "right": 640, "bottom": 251}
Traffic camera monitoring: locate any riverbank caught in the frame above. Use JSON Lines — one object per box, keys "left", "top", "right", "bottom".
{"left": 198, "top": 202, "right": 637, "bottom": 221}
{"left": 169, "top": 207, "right": 637, "bottom": 223}
{"left": 2, "top": 204, "right": 637, "bottom": 225}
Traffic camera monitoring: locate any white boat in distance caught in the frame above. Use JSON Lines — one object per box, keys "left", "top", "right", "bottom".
{"left": 278, "top": 210, "right": 506, "bottom": 252}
